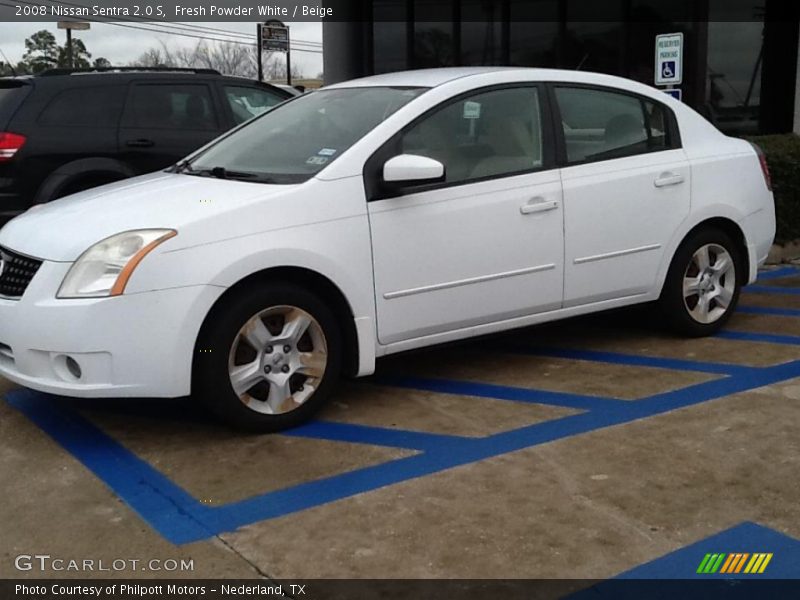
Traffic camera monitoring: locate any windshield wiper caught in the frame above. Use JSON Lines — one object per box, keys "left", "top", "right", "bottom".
{"left": 199, "top": 166, "right": 275, "bottom": 183}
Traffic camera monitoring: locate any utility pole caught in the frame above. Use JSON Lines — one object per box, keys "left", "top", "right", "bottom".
{"left": 57, "top": 21, "right": 90, "bottom": 70}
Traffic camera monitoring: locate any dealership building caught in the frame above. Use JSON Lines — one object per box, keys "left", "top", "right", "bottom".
{"left": 323, "top": 0, "right": 800, "bottom": 136}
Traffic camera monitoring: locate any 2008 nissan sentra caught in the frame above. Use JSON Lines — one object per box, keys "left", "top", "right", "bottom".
{"left": 0, "top": 67, "right": 775, "bottom": 431}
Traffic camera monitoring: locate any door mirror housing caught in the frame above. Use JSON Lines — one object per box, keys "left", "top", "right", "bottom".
{"left": 382, "top": 154, "right": 445, "bottom": 185}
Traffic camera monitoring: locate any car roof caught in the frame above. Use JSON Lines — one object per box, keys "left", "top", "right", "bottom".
{"left": 325, "top": 67, "right": 659, "bottom": 95}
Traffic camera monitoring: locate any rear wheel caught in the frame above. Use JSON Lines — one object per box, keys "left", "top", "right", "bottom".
{"left": 194, "top": 282, "right": 342, "bottom": 432}
{"left": 659, "top": 229, "right": 742, "bottom": 336}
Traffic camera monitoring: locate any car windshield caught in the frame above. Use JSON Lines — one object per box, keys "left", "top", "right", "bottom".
{"left": 183, "top": 86, "right": 428, "bottom": 184}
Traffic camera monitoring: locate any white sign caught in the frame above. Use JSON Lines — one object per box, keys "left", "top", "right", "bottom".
{"left": 655, "top": 32, "right": 683, "bottom": 86}
{"left": 463, "top": 101, "right": 481, "bottom": 119}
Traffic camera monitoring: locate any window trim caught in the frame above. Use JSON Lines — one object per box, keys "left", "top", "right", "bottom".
{"left": 120, "top": 80, "right": 221, "bottom": 132}
{"left": 546, "top": 82, "right": 682, "bottom": 167}
{"left": 364, "top": 82, "right": 557, "bottom": 202}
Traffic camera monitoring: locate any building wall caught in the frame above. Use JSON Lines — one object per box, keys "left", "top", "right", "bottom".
{"left": 796, "top": 21, "right": 800, "bottom": 135}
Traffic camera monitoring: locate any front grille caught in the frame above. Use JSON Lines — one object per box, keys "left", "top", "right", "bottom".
{"left": 0, "top": 246, "right": 42, "bottom": 298}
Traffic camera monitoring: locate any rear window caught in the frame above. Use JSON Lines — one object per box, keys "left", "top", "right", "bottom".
{"left": 38, "top": 85, "right": 125, "bottom": 128}
{"left": 0, "top": 81, "right": 31, "bottom": 126}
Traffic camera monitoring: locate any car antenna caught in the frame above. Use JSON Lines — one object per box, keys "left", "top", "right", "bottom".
{"left": 0, "top": 47, "right": 17, "bottom": 76}
{"left": 575, "top": 53, "right": 589, "bottom": 71}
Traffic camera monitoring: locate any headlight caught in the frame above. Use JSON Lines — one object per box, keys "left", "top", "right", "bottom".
{"left": 58, "top": 229, "right": 177, "bottom": 299}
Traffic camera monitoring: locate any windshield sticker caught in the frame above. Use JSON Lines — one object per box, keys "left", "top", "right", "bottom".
{"left": 306, "top": 156, "right": 328, "bottom": 165}
{"left": 318, "top": 148, "right": 337, "bottom": 156}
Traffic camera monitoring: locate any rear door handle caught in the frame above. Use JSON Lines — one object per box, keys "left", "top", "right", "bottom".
{"left": 654, "top": 172, "right": 685, "bottom": 187}
{"left": 520, "top": 198, "right": 559, "bottom": 215}
{"left": 126, "top": 138, "right": 155, "bottom": 148}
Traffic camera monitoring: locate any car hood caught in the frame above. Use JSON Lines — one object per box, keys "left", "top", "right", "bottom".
{"left": 0, "top": 172, "right": 296, "bottom": 261}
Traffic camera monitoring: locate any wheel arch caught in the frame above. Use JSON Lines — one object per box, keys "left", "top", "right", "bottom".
{"left": 33, "top": 157, "right": 136, "bottom": 204}
{"left": 194, "top": 265, "right": 361, "bottom": 378}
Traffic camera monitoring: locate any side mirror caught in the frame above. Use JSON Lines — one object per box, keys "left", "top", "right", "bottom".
{"left": 382, "top": 154, "right": 445, "bottom": 185}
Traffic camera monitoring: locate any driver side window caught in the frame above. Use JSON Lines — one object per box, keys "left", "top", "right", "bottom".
{"left": 399, "top": 86, "right": 543, "bottom": 185}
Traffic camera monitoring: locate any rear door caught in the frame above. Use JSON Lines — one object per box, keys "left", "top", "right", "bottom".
{"left": 551, "top": 84, "right": 690, "bottom": 306}
{"left": 118, "top": 80, "right": 225, "bottom": 173}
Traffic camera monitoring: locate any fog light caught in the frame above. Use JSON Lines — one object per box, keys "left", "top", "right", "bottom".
{"left": 65, "top": 356, "right": 82, "bottom": 379}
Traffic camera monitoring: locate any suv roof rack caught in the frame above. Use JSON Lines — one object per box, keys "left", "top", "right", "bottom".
{"left": 39, "top": 67, "right": 221, "bottom": 76}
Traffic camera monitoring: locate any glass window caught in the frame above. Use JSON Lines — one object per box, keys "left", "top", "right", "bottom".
{"left": 509, "top": 1, "right": 559, "bottom": 68}
{"left": 39, "top": 86, "right": 124, "bottom": 127}
{"left": 399, "top": 87, "right": 543, "bottom": 184}
{"left": 187, "top": 87, "right": 426, "bottom": 184}
{"left": 413, "top": 1, "right": 454, "bottom": 68}
{"left": 124, "top": 84, "right": 217, "bottom": 130}
{"left": 460, "top": 0, "right": 502, "bottom": 65}
{"left": 224, "top": 85, "right": 284, "bottom": 124}
{"left": 555, "top": 87, "right": 671, "bottom": 164}
{"left": 373, "top": 1, "right": 408, "bottom": 74}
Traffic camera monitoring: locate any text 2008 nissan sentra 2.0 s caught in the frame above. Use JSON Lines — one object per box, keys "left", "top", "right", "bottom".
{"left": 0, "top": 68, "right": 775, "bottom": 431}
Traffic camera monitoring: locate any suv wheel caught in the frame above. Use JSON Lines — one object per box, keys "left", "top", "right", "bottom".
{"left": 194, "top": 282, "right": 342, "bottom": 432}
{"left": 659, "top": 228, "right": 742, "bottom": 336}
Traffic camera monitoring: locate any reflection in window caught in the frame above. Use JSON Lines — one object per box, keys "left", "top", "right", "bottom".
{"left": 564, "top": 0, "right": 624, "bottom": 73}
{"left": 509, "top": 1, "right": 559, "bottom": 67}
{"left": 460, "top": 0, "right": 502, "bottom": 65}
{"left": 373, "top": 0, "right": 408, "bottom": 74}
{"left": 706, "top": 21, "right": 763, "bottom": 135}
{"left": 413, "top": 1, "right": 454, "bottom": 67}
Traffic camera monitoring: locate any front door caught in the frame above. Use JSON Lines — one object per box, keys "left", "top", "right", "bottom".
{"left": 367, "top": 85, "right": 564, "bottom": 345}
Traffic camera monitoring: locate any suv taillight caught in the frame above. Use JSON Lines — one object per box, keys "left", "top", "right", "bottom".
{"left": 750, "top": 142, "right": 772, "bottom": 191}
{"left": 0, "top": 132, "right": 26, "bottom": 162}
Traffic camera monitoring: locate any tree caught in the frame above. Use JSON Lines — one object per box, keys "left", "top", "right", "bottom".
{"left": 92, "top": 57, "right": 112, "bottom": 69}
{"left": 57, "top": 38, "right": 92, "bottom": 69}
{"left": 133, "top": 40, "right": 304, "bottom": 80}
{"left": 22, "top": 30, "right": 59, "bottom": 73}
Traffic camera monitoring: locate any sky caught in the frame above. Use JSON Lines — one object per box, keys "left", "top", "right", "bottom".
{"left": 0, "top": 21, "right": 323, "bottom": 78}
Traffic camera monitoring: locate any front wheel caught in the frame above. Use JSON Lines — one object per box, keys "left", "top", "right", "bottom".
{"left": 659, "top": 229, "right": 742, "bottom": 337}
{"left": 194, "top": 282, "right": 342, "bottom": 432}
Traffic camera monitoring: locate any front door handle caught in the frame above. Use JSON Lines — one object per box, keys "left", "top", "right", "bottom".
{"left": 654, "top": 172, "right": 685, "bottom": 187}
{"left": 126, "top": 138, "right": 155, "bottom": 148}
{"left": 520, "top": 198, "right": 559, "bottom": 215}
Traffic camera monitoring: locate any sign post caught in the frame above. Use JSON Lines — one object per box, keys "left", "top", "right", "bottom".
{"left": 655, "top": 32, "right": 683, "bottom": 101}
{"left": 57, "top": 21, "right": 90, "bottom": 70}
{"left": 258, "top": 19, "right": 291, "bottom": 86}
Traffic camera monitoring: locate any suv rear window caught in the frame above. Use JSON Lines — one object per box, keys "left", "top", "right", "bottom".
{"left": 38, "top": 86, "right": 125, "bottom": 127}
{"left": 0, "top": 81, "right": 31, "bottom": 128}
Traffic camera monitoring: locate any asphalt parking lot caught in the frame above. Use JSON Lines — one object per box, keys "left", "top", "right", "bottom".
{"left": 2, "top": 267, "right": 800, "bottom": 582}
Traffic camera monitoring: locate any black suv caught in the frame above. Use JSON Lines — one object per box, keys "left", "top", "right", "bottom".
{"left": 0, "top": 67, "right": 291, "bottom": 219}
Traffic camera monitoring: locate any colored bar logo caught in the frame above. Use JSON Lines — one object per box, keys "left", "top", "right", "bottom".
{"left": 696, "top": 552, "right": 773, "bottom": 574}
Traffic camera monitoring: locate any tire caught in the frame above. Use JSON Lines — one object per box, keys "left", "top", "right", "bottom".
{"left": 658, "top": 228, "right": 743, "bottom": 337}
{"left": 193, "top": 281, "right": 342, "bottom": 432}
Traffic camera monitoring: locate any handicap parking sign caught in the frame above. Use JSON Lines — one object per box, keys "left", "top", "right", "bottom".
{"left": 655, "top": 33, "right": 683, "bottom": 85}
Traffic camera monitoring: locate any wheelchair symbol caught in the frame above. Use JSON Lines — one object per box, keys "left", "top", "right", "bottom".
{"left": 662, "top": 61, "right": 676, "bottom": 79}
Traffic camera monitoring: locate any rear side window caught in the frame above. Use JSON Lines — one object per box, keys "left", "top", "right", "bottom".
{"left": 0, "top": 82, "right": 31, "bottom": 126}
{"left": 38, "top": 86, "right": 124, "bottom": 127}
{"left": 224, "top": 85, "right": 284, "bottom": 124}
{"left": 123, "top": 84, "right": 218, "bottom": 130}
{"left": 555, "top": 86, "right": 674, "bottom": 164}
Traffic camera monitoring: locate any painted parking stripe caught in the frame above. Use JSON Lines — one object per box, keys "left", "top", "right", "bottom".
{"left": 738, "top": 305, "right": 800, "bottom": 317}
{"left": 754, "top": 266, "right": 799, "bottom": 281}
{"left": 501, "top": 345, "right": 746, "bottom": 376}
{"left": 743, "top": 285, "right": 800, "bottom": 295}
{"left": 373, "top": 374, "right": 623, "bottom": 410}
{"left": 717, "top": 330, "right": 800, "bottom": 346}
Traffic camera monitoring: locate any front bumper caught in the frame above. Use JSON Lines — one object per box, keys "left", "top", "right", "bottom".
{"left": 0, "top": 260, "right": 225, "bottom": 398}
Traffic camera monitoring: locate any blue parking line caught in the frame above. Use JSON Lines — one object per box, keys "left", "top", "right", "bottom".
{"left": 754, "top": 266, "right": 799, "bottom": 281}
{"left": 373, "top": 374, "right": 623, "bottom": 410}
{"left": 744, "top": 285, "right": 800, "bottom": 295}
{"left": 717, "top": 330, "right": 800, "bottom": 346}
{"left": 502, "top": 345, "right": 746, "bottom": 376}
{"left": 738, "top": 305, "right": 800, "bottom": 317}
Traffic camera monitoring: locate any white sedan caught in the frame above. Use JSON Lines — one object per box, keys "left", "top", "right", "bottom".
{"left": 0, "top": 67, "right": 775, "bottom": 431}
